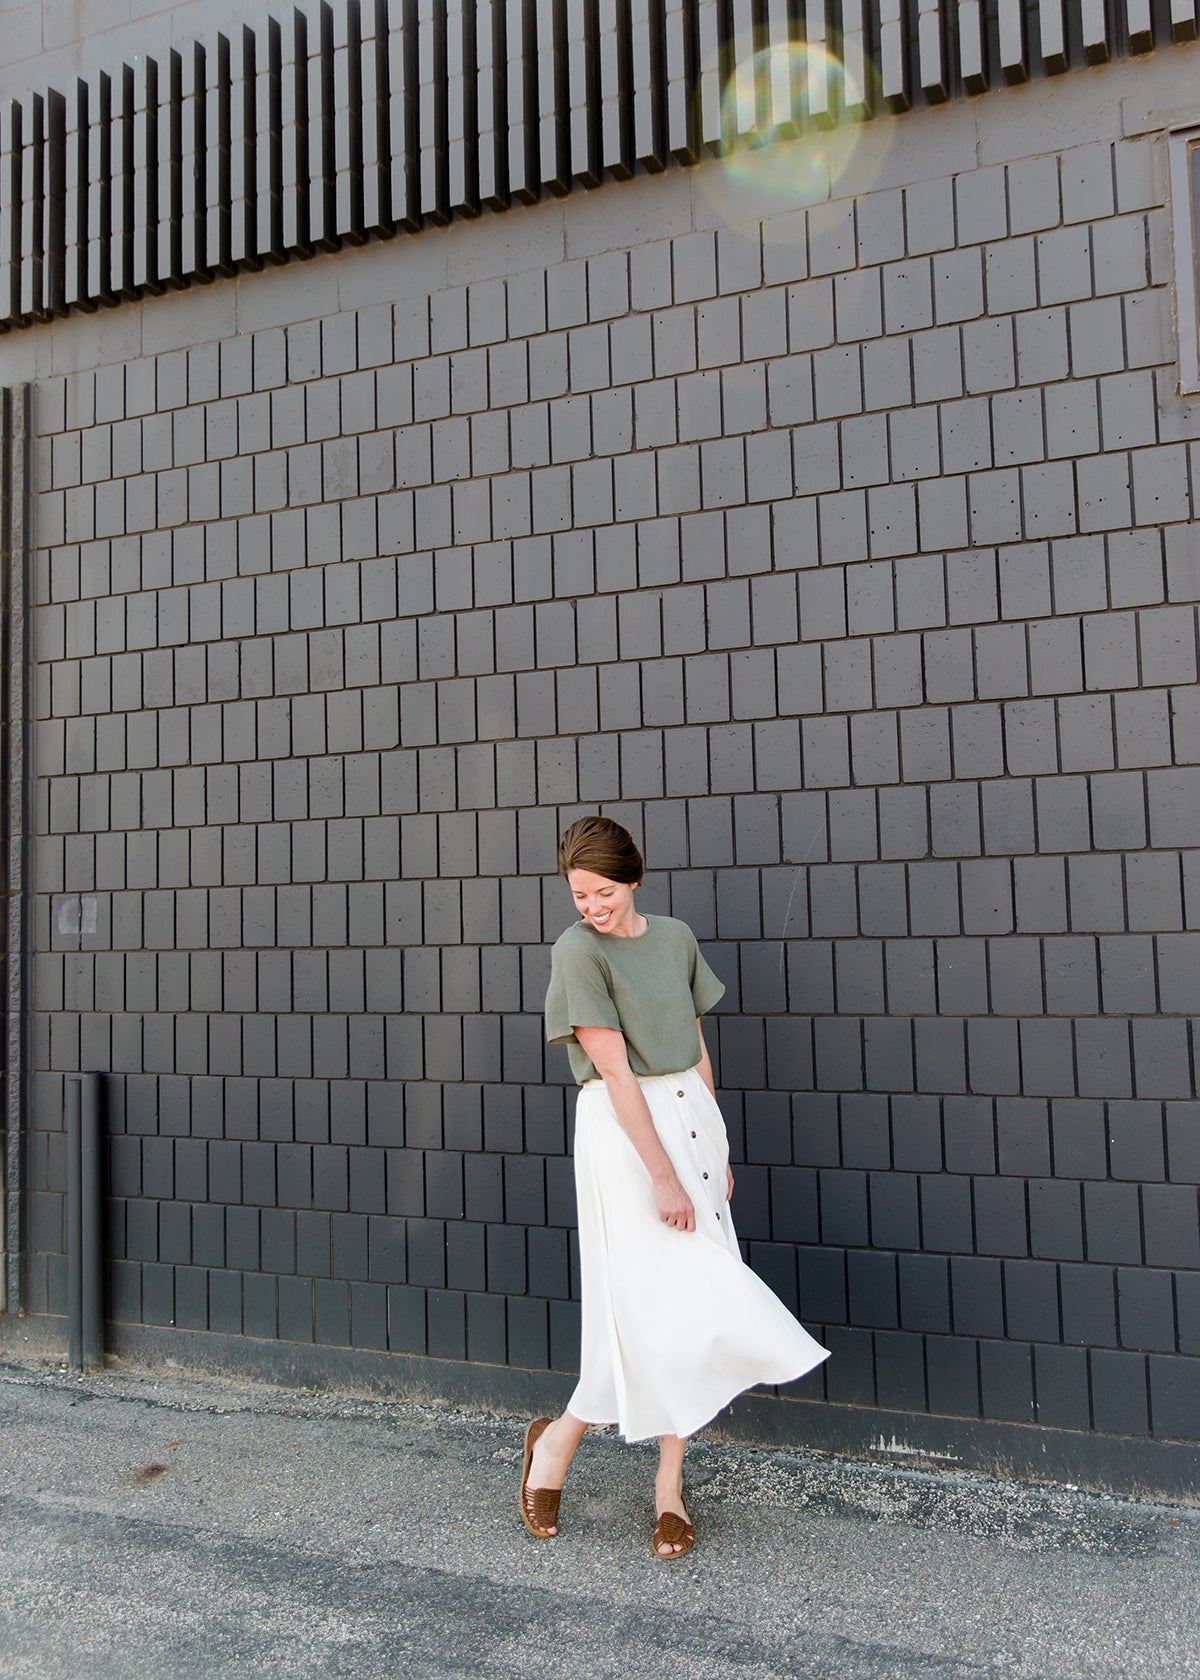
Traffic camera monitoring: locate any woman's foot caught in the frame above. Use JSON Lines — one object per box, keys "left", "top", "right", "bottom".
{"left": 520, "top": 1415, "right": 582, "bottom": 1537}
{"left": 653, "top": 1471, "right": 693, "bottom": 1557}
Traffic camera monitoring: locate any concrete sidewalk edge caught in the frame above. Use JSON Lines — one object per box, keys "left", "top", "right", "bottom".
{"left": 4, "top": 1311, "right": 1197, "bottom": 1506}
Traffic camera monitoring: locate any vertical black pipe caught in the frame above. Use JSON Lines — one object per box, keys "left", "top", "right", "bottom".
{"left": 80, "top": 1072, "right": 104, "bottom": 1369}
{"left": 65, "top": 1072, "right": 104, "bottom": 1371}
{"left": 65, "top": 1075, "right": 82, "bottom": 1368}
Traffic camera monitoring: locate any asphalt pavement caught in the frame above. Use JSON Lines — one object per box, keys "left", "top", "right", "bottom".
{"left": 0, "top": 1357, "right": 1197, "bottom": 1680}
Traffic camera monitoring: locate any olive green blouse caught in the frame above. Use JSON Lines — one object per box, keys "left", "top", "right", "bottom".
{"left": 544, "top": 914, "right": 726, "bottom": 1085}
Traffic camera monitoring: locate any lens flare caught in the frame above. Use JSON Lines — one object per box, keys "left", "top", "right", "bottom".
{"left": 695, "top": 40, "right": 888, "bottom": 232}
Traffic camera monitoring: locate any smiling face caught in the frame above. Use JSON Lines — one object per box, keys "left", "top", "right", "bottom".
{"left": 566, "top": 867, "right": 642, "bottom": 938}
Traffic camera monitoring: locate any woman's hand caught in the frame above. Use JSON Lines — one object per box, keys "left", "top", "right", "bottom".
{"left": 726, "top": 1164, "right": 735, "bottom": 1202}
{"left": 575, "top": 1026, "right": 698, "bottom": 1232}
{"left": 653, "top": 1171, "right": 696, "bottom": 1232}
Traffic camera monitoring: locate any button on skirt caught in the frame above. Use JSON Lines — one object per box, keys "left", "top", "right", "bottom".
{"left": 566, "top": 1066, "right": 831, "bottom": 1443}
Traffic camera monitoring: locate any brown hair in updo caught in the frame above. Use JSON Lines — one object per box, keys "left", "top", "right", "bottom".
{"left": 557, "top": 815, "right": 644, "bottom": 884}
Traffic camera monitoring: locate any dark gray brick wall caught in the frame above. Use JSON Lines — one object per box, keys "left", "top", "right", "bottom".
{"left": 15, "top": 56, "right": 1200, "bottom": 1448}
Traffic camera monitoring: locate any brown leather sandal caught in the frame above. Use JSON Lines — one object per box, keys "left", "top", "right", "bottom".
{"left": 519, "top": 1417, "right": 561, "bottom": 1537}
{"left": 651, "top": 1498, "right": 694, "bottom": 1559}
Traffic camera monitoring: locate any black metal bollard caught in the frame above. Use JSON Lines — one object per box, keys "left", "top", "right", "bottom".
{"left": 66, "top": 1072, "right": 104, "bottom": 1370}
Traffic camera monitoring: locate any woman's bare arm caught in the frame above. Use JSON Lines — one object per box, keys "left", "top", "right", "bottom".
{"left": 695, "top": 1020, "right": 716, "bottom": 1098}
{"left": 574, "top": 1025, "right": 695, "bottom": 1233}
{"left": 696, "top": 1021, "right": 734, "bottom": 1202}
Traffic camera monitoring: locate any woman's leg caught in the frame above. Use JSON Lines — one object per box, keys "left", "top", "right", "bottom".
{"left": 654, "top": 1433, "right": 690, "bottom": 1555}
{"left": 523, "top": 1410, "right": 589, "bottom": 1535}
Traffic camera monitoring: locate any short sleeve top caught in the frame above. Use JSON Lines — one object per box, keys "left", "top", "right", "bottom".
{"left": 544, "top": 914, "right": 725, "bottom": 1085}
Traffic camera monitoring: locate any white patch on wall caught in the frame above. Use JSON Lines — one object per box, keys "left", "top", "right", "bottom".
{"left": 55, "top": 895, "right": 98, "bottom": 939}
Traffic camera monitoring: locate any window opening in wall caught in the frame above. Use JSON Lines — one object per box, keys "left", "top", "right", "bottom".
{"left": 1169, "top": 125, "right": 1200, "bottom": 395}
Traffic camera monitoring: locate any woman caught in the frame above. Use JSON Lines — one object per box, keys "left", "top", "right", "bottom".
{"left": 520, "top": 815, "right": 830, "bottom": 1557}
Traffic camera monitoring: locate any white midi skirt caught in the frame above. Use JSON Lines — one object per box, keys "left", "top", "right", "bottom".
{"left": 566, "top": 1066, "right": 831, "bottom": 1443}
